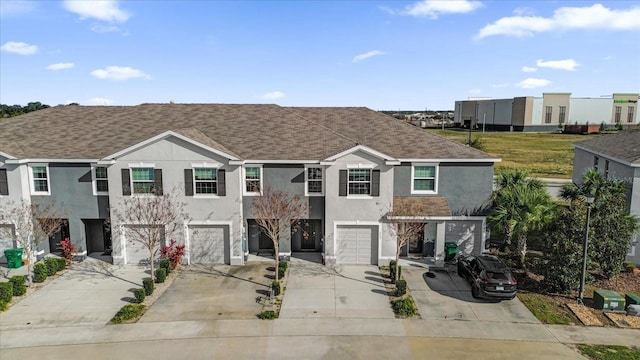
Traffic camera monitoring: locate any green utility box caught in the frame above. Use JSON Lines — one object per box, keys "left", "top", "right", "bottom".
{"left": 625, "top": 293, "right": 640, "bottom": 307}
{"left": 593, "top": 289, "right": 625, "bottom": 311}
{"left": 4, "top": 248, "right": 24, "bottom": 269}
{"left": 444, "top": 242, "right": 458, "bottom": 261}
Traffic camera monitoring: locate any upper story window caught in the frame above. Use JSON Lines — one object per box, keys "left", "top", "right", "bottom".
{"left": 628, "top": 107, "right": 635, "bottom": 123}
{"left": 559, "top": 106, "right": 566, "bottom": 124}
{"left": 122, "top": 164, "right": 162, "bottom": 196}
{"left": 615, "top": 106, "right": 622, "bottom": 123}
{"left": 93, "top": 166, "right": 109, "bottom": 195}
{"left": 339, "top": 166, "right": 380, "bottom": 197}
{"left": 544, "top": 106, "right": 552, "bottom": 123}
{"left": 593, "top": 156, "right": 599, "bottom": 170}
{"left": 185, "top": 165, "right": 226, "bottom": 197}
{"left": 0, "top": 169, "right": 8, "bottom": 196}
{"left": 305, "top": 166, "right": 323, "bottom": 196}
{"left": 29, "top": 164, "right": 50, "bottom": 195}
{"left": 411, "top": 164, "right": 438, "bottom": 194}
{"left": 348, "top": 169, "right": 371, "bottom": 195}
{"left": 194, "top": 168, "right": 217, "bottom": 194}
{"left": 244, "top": 166, "right": 262, "bottom": 195}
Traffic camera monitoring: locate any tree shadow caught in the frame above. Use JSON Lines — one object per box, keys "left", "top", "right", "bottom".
{"left": 371, "top": 289, "right": 389, "bottom": 296}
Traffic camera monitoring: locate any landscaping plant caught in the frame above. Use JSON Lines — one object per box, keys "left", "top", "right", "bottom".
{"left": 391, "top": 296, "right": 417, "bottom": 317}
{"left": 10, "top": 275, "right": 27, "bottom": 296}
{"left": 45, "top": 257, "right": 58, "bottom": 276}
{"left": 111, "top": 304, "right": 146, "bottom": 324}
{"left": 143, "top": 277, "right": 154, "bottom": 296}
{"left": 271, "top": 280, "right": 281, "bottom": 296}
{"left": 155, "top": 268, "right": 167, "bottom": 283}
{"left": 0, "top": 282, "right": 13, "bottom": 303}
{"left": 134, "top": 288, "right": 146, "bottom": 303}
{"left": 58, "top": 238, "right": 76, "bottom": 262}
{"left": 32, "top": 263, "right": 48, "bottom": 283}
{"left": 159, "top": 259, "right": 171, "bottom": 274}
{"left": 159, "top": 239, "right": 185, "bottom": 270}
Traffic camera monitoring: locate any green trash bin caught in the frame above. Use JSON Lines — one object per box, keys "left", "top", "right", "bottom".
{"left": 444, "top": 242, "right": 458, "bottom": 261}
{"left": 4, "top": 248, "right": 24, "bottom": 269}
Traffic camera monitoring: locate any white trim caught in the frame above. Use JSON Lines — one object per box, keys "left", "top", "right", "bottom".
{"left": 346, "top": 163, "right": 375, "bottom": 169}
{"left": 96, "top": 159, "right": 116, "bottom": 165}
{"left": 411, "top": 163, "right": 438, "bottom": 194}
{"left": 0, "top": 151, "right": 17, "bottom": 160}
{"left": 191, "top": 166, "right": 219, "bottom": 196}
{"left": 128, "top": 162, "right": 156, "bottom": 168}
{"left": 304, "top": 165, "right": 324, "bottom": 196}
{"left": 385, "top": 161, "right": 401, "bottom": 166}
{"left": 28, "top": 163, "right": 51, "bottom": 195}
{"left": 325, "top": 144, "right": 395, "bottom": 162}
{"left": 91, "top": 164, "right": 109, "bottom": 196}
{"left": 5, "top": 158, "right": 98, "bottom": 164}
{"left": 243, "top": 165, "right": 263, "bottom": 196}
{"left": 234, "top": 160, "right": 320, "bottom": 164}
{"left": 184, "top": 220, "right": 233, "bottom": 265}
{"left": 104, "top": 130, "right": 240, "bottom": 161}
{"left": 397, "top": 158, "right": 502, "bottom": 163}
{"left": 333, "top": 221, "right": 381, "bottom": 265}
{"left": 190, "top": 162, "right": 221, "bottom": 169}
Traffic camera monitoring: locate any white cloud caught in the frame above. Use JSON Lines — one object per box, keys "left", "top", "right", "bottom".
{"left": 0, "top": 0, "right": 36, "bottom": 17}
{"left": 91, "top": 66, "right": 150, "bottom": 80}
{"left": 0, "top": 41, "right": 37, "bottom": 55}
{"left": 522, "top": 66, "right": 537, "bottom": 73}
{"left": 261, "top": 91, "right": 285, "bottom": 100}
{"left": 477, "top": 4, "right": 640, "bottom": 39}
{"left": 63, "top": 0, "right": 130, "bottom": 22}
{"left": 516, "top": 78, "right": 551, "bottom": 89}
{"left": 46, "top": 63, "right": 75, "bottom": 70}
{"left": 404, "top": 0, "right": 482, "bottom": 19}
{"left": 87, "top": 97, "right": 114, "bottom": 105}
{"left": 90, "top": 24, "right": 121, "bottom": 33}
{"left": 536, "top": 59, "right": 579, "bottom": 71}
{"left": 353, "top": 50, "right": 385, "bottom": 63}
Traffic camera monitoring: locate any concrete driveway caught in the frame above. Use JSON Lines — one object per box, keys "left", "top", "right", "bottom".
{"left": 0, "top": 257, "right": 147, "bottom": 329}
{"left": 139, "top": 262, "right": 271, "bottom": 322}
{"left": 279, "top": 259, "right": 395, "bottom": 319}
{"left": 403, "top": 265, "right": 539, "bottom": 323}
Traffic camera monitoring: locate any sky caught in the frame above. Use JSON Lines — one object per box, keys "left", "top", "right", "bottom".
{"left": 1, "top": 0, "right": 639, "bottom": 111}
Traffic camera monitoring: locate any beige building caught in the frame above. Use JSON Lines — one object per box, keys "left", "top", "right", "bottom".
{"left": 454, "top": 93, "right": 639, "bottom": 132}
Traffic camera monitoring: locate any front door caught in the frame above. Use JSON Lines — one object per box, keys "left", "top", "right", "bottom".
{"left": 408, "top": 227, "right": 424, "bottom": 254}
{"left": 424, "top": 222, "right": 436, "bottom": 257}
{"left": 47, "top": 219, "right": 70, "bottom": 254}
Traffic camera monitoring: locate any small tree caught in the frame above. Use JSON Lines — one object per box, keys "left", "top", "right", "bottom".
{"left": 386, "top": 198, "right": 426, "bottom": 283}
{"left": 0, "top": 199, "right": 65, "bottom": 285}
{"left": 113, "top": 190, "right": 186, "bottom": 281}
{"left": 252, "top": 187, "right": 308, "bottom": 282}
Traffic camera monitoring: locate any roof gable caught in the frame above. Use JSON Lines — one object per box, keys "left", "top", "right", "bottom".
{"left": 574, "top": 132, "right": 640, "bottom": 166}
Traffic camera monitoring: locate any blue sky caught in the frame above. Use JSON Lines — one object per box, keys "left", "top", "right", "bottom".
{"left": 1, "top": 0, "right": 639, "bottom": 110}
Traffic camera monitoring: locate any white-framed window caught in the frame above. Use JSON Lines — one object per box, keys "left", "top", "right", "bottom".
{"left": 29, "top": 164, "right": 50, "bottom": 195}
{"left": 243, "top": 165, "right": 262, "bottom": 195}
{"left": 348, "top": 169, "right": 371, "bottom": 195}
{"left": 411, "top": 164, "right": 438, "bottom": 194}
{"left": 92, "top": 165, "right": 109, "bottom": 195}
{"left": 131, "top": 167, "right": 155, "bottom": 194}
{"left": 305, "top": 166, "right": 323, "bottom": 196}
{"left": 194, "top": 167, "right": 217, "bottom": 195}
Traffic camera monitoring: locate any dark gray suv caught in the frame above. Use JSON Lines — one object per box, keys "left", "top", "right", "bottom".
{"left": 457, "top": 254, "right": 517, "bottom": 300}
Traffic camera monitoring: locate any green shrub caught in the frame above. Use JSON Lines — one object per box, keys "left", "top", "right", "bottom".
{"left": 389, "top": 261, "right": 402, "bottom": 283}
{"left": 0, "top": 282, "right": 13, "bottom": 303}
{"left": 33, "top": 263, "right": 48, "bottom": 283}
{"left": 45, "top": 258, "right": 58, "bottom": 276}
{"left": 0, "top": 299, "right": 7, "bottom": 312}
{"left": 159, "top": 259, "right": 171, "bottom": 274}
{"left": 9, "top": 276, "right": 26, "bottom": 296}
{"left": 278, "top": 261, "right": 288, "bottom": 279}
{"left": 391, "top": 296, "right": 417, "bottom": 317}
{"left": 257, "top": 310, "right": 277, "bottom": 320}
{"left": 134, "top": 288, "right": 146, "bottom": 303}
{"left": 155, "top": 268, "right": 166, "bottom": 283}
{"left": 623, "top": 261, "right": 638, "bottom": 272}
{"left": 111, "top": 304, "right": 146, "bottom": 324}
{"left": 143, "top": 277, "right": 154, "bottom": 296}
{"left": 395, "top": 279, "right": 407, "bottom": 296}
{"left": 271, "top": 280, "right": 281, "bottom": 296}
{"left": 55, "top": 258, "right": 67, "bottom": 272}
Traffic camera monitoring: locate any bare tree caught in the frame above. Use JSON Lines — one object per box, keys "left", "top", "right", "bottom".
{"left": 113, "top": 190, "right": 187, "bottom": 281}
{"left": 386, "top": 198, "right": 426, "bottom": 283}
{"left": 0, "top": 199, "right": 65, "bottom": 284}
{"left": 252, "top": 187, "right": 308, "bottom": 281}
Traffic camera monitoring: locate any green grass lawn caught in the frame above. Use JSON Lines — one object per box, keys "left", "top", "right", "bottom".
{"left": 516, "top": 292, "right": 578, "bottom": 325}
{"left": 427, "top": 129, "right": 598, "bottom": 179}
{"left": 577, "top": 344, "right": 640, "bottom": 360}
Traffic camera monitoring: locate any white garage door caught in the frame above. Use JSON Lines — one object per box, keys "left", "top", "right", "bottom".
{"left": 337, "top": 226, "right": 376, "bottom": 264}
{"left": 124, "top": 226, "right": 158, "bottom": 265}
{"left": 189, "top": 225, "right": 227, "bottom": 264}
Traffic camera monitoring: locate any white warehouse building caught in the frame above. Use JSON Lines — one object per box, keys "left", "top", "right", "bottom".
{"left": 454, "top": 93, "right": 638, "bottom": 132}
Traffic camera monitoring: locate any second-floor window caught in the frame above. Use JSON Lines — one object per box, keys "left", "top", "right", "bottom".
{"left": 412, "top": 164, "right": 437, "bottom": 193}
{"left": 132, "top": 168, "right": 155, "bottom": 194}
{"left": 94, "top": 166, "right": 109, "bottom": 194}
{"left": 306, "top": 167, "right": 323, "bottom": 195}
{"left": 244, "top": 166, "right": 262, "bottom": 195}
{"left": 194, "top": 168, "right": 217, "bottom": 194}
{"left": 348, "top": 169, "right": 371, "bottom": 195}
{"left": 30, "top": 164, "right": 50, "bottom": 195}
{"left": 544, "top": 106, "right": 552, "bottom": 123}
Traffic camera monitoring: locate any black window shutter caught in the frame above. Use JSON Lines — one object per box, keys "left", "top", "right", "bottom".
{"left": 154, "top": 169, "right": 163, "bottom": 195}
{"left": 121, "top": 169, "right": 131, "bottom": 196}
{"left": 184, "top": 169, "right": 193, "bottom": 196}
{"left": 0, "top": 169, "right": 8, "bottom": 195}
{"left": 218, "top": 169, "right": 226, "bottom": 196}
{"left": 339, "top": 170, "right": 347, "bottom": 196}
{"left": 371, "top": 170, "right": 380, "bottom": 196}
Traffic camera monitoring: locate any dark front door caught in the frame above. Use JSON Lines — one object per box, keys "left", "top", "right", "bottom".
{"left": 408, "top": 227, "right": 424, "bottom": 254}
{"left": 295, "top": 220, "right": 321, "bottom": 251}
{"left": 47, "top": 219, "right": 70, "bottom": 254}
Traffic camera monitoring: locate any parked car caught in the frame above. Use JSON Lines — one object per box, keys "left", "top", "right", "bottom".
{"left": 457, "top": 254, "right": 517, "bottom": 300}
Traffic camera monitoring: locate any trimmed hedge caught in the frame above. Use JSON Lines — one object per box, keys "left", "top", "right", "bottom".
{"left": 111, "top": 304, "right": 146, "bottom": 324}
{"left": 278, "top": 261, "right": 288, "bottom": 279}
{"left": 55, "top": 258, "right": 67, "bottom": 272}
{"left": 0, "top": 282, "right": 13, "bottom": 303}
{"left": 143, "top": 277, "right": 154, "bottom": 296}
{"left": 391, "top": 296, "right": 418, "bottom": 317}
{"left": 159, "top": 259, "right": 171, "bottom": 274}
{"left": 257, "top": 310, "right": 277, "bottom": 320}
{"left": 155, "top": 268, "right": 167, "bottom": 283}
{"left": 271, "top": 281, "right": 281, "bottom": 296}
{"left": 395, "top": 279, "right": 407, "bottom": 296}
{"left": 33, "top": 263, "right": 48, "bottom": 283}
{"left": 134, "top": 288, "right": 146, "bottom": 303}
{"left": 45, "top": 258, "right": 58, "bottom": 276}
{"left": 10, "top": 276, "right": 27, "bottom": 296}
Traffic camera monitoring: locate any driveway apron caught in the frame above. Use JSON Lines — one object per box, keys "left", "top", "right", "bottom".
{"left": 279, "top": 259, "right": 395, "bottom": 319}
{"left": 403, "top": 265, "right": 539, "bottom": 323}
{"left": 0, "top": 257, "right": 147, "bottom": 329}
{"left": 139, "top": 263, "right": 271, "bottom": 322}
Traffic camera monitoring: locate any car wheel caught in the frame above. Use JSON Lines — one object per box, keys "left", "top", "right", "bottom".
{"left": 471, "top": 285, "right": 480, "bottom": 299}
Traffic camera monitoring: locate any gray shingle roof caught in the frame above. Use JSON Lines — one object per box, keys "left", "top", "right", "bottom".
{"left": 0, "top": 104, "right": 496, "bottom": 162}
{"left": 574, "top": 131, "right": 640, "bottom": 165}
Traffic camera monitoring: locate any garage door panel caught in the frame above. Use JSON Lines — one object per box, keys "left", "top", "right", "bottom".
{"left": 189, "top": 225, "right": 227, "bottom": 264}
{"left": 337, "top": 226, "right": 376, "bottom": 265}
{"left": 124, "top": 226, "right": 151, "bottom": 265}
